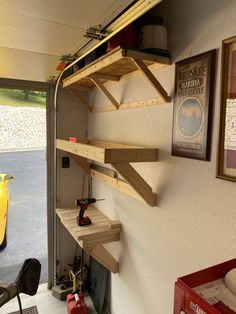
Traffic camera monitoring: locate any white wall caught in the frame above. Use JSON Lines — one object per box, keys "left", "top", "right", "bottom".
{"left": 56, "top": 87, "right": 88, "bottom": 275}
{"left": 87, "top": 0, "right": 236, "bottom": 313}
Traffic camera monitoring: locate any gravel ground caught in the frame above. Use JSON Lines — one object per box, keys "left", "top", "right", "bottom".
{"left": 0, "top": 105, "right": 46, "bottom": 150}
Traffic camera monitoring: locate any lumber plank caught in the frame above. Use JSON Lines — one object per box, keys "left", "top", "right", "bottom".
{"left": 92, "top": 96, "right": 167, "bottom": 113}
{"left": 89, "top": 245, "right": 119, "bottom": 273}
{"left": 63, "top": 48, "right": 123, "bottom": 88}
{"left": 56, "top": 207, "right": 121, "bottom": 273}
{"left": 67, "top": 89, "right": 92, "bottom": 112}
{"left": 89, "top": 75, "right": 119, "bottom": 109}
{"left": 89, "top": 140, "right": 141, "bottom": 149}
{"left": 56, "top": 206, "right": 121, "bottom": 246}
{"left": 56, "top": 139, "right": 105, "bottom": 163}
{"left": 132, "top": 58, "right": 170, "bottom": 103}
{"left": 90, "top": 168, "right": 146, "bottom": 204}
{"left": 104, "top": 148, "right": 158, "bottom": 163}
{"left": 112, "top": 163, "right": 157, "bottom": 206}
{"left": 68, "top": 153, "right": 91, "bottom": 175}
{"left": 122, "top": 48, "right": 171, "bottom": 65}
{"left": 57, "top": 139, "right": 158, "bottom": 163}
{"left": 89, "top": 73, "right": 120, "bottom": 81}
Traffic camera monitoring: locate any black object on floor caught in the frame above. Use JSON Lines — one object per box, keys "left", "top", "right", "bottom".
{"left": 0, "top": 258, "right": 41, "bottom": 314}
{"left": 7, "top": 305, "right": 38, "bottom": 314}
{"left": 88, "top": 257, "right": 108, "bottom": 314}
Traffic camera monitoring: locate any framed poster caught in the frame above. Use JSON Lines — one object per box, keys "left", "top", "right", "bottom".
{"left": 217, "top": 36, "right": 236, "bottom": 182}
{"left": 172, "top": 50, "right": 216, "bottom": 160}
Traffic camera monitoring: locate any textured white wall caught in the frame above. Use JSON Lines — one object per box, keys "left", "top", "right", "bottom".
{"left": 56, "top": 87, "right": 88, "bottom": 275}
{"left": 87, "top": 0, "right": 236, "bottom": 313}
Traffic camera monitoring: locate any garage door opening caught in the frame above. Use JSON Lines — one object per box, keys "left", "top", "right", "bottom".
{"left": 0, "top": 88, "right": 48, "bottom": 284}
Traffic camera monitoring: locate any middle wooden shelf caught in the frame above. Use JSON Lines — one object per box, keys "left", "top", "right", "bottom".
{"left": 56, "top": 139, "right": 158, "bottom": 206}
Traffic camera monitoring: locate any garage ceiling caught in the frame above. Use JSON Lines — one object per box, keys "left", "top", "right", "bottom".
{"left": 0, "top": 0, "right": 135, "bottom": 82}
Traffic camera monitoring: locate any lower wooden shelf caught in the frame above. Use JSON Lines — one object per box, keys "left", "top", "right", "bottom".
{"left": 56, "top": 206, "right": 121, "bottom": 273}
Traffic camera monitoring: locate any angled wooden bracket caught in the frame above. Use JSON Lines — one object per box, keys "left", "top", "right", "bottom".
{"left": 68, "top": 153, "right": 91, "bottom": 175}
{"left": 112, "top": 163, "right": 157, "bottom": 207}
{"left": 132, "top": 58, "right": 170, "bottom": 103}
{"left": 89, "top": 75, "right": 119, "bottom": 110}
{"left": 68, "top": 89, "right": 92, "bottom": 112}
{"left": 88, "top": 244, "right": 119, "bottom": 273}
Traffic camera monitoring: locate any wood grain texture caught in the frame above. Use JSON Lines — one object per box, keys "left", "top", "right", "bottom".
{"left": 62, "top": 47, "right": 170, "bottom": 90}
{"left": 132, "top": 58, "right": 170, "bottom": 102}
{"left": 56, "top": 206, "right": 121, "bottom": 273}
{"left": 56, "top": 139, "right": 158, "bottom": 163}
{"left": 112, "top": 163, "right": 157, "bottom": 206}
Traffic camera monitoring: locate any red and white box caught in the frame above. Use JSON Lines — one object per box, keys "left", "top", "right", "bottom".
{"left": 174, "top": 258, "right": 236, "bottom": 314}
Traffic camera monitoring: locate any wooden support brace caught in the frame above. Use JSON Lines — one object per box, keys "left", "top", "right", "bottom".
{"left": 112, "top": 163, "right": 157, "bottom": 207}
{"left": 88, "top": 244, "right": 119, "bottom": 273}
{"left": 68, "top": 89, "right": 92, "bottom": 112}
{"left": 89, "top": 75, "right": 119, "bottom": 110}
{"left": 132, "top": 58, "right": 170, "bottom": 103}
{"left": 90, "top": 168, "right": 147, "bottom": 204}
{"left": 69, "top": 153, "right": 91, "bottom": 175}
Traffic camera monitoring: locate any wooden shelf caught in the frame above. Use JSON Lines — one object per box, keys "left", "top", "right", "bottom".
{"left": 56, "top": 139, "right": 158, "bottom": 206}
{"left": 62, "top": 46, "right": 171, "bottom": 111}
{"left": 56, "top": 139, "right": 158, "bottom": 164}
{"left": 56, "top": 206, "right": 121, "bottom": 273}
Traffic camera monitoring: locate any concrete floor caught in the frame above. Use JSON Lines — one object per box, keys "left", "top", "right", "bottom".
{"left": 1, "top": 283, "right": 97, "bottom": 314}
{"left": 0, "top": 150, "right": 47, "bottom": 283}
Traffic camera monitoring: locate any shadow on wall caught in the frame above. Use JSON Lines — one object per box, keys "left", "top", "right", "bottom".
{"left": 157, "top": 0, "right": 233, "bottom": 61}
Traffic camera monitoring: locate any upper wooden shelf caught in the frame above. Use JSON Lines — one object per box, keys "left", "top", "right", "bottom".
{"left": 56, "top": 206, "right": 121, "bottom": 273}
{"left": 62, "top": 46, "right": 171, "bottom": 111}
{"left": 63, "top": 46, "right": 170, "bottom": 88}
{"left": 56, "top": 139, "right": 158, "bottom": 164}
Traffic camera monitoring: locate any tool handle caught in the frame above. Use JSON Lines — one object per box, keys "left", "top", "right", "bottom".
{"left": 69, "top": 270, "right": 77, "bottom": 293}
{"left": 79, "top": 206, "right": 87, "bottom": 219}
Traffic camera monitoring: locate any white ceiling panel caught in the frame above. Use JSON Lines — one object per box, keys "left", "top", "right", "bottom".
{"left": 0, "top": 9, "right": 85, "bottom": 55}
{"left": 0, "top": 0, "right": 136, "bottom": 81}
{"left": 0, "top": 47, "right": 59, "bottom": 82}
{"left": 0, "top": 0, "right": 134, "bottom": 29}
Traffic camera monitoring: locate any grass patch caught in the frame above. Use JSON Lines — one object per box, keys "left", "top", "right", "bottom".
{"left": 0, "top": 88, "right": 46, "bottom": 107}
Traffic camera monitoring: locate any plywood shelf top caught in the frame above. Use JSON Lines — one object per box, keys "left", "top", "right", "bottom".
{"left": 62, "top": 46, "right": 171, "bottom": 89}
{"left": 56, "top": 206, "right": 121, "bottom": 273}
{"left": 56, "top": 139, "right": 158, "bottom": 164}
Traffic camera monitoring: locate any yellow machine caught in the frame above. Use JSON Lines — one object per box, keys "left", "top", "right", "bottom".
{"left": 0, "top": 174, "right": 14, "bottom": 250}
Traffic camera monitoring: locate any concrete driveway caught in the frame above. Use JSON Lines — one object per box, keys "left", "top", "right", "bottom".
{"left": 0, "top": 150, "right": 47, "bottom": 284}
